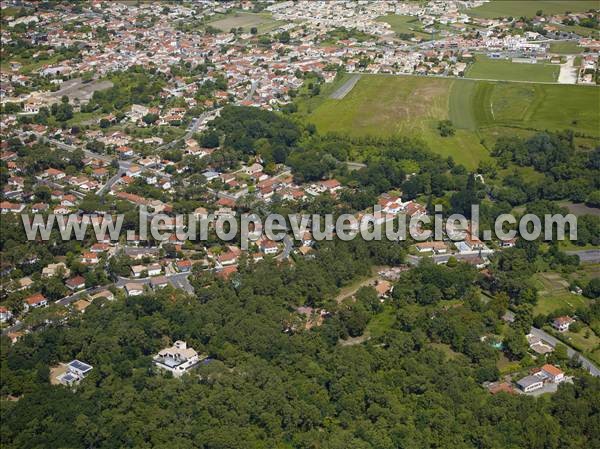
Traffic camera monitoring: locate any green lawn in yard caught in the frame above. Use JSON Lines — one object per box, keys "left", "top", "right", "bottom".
{"left": 466, "top": 1, "right": 599, "bottom": 19}
{"left": 549, "top": 41, "right": 584, "bottom": 54}
{"left": 466, "top": 56, "right": 560, "bottom": 82}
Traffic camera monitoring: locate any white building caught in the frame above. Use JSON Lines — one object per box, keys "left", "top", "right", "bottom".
{"left": 57, "top": 360, "right": 93, "bottom": 386}
{"left": 153, "top": 341, "right": 201, "bottom": 377}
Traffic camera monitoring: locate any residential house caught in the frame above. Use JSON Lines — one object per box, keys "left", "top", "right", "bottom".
{"left": 24, "top": 293, "right": 48, "bottom": 311}
{"left": 153, "top": 340, "right": 201, "bottom": 377}
{"left": 124, "top": 283, "right": 144, "bottom": 296}
{"left": 0, "top": 306, "right": 13, "bottom": 323}
{"left": 150, "top": 276, "right": 169, "bottom": 289}
{"left": 553, "top": 316, "right": 575, "bottom": 332}
{"left": 540, "top": 364, "right": 565, "bottom": 383}
{"left": 90, "top": 290, "right": 115, "bottom": 301}
{"left": 57, "top": 360, "right": 93, "bottom": 386}
{"left": 65, "top": 275, "right": 86, "bottom": 291}
{"left": 176, "top": 259, "right": 193, "bottom": 272}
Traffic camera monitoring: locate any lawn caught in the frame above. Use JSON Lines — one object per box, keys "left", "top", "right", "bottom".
{"left": 466, "top": 1, "right": 599, "bottom": 18}
{"left": 306, "top": 74, "right": 600, "bottom": 169}
{"left": 208, "top": 11, "right": 283, "bottom": 33}
{"left": 549, "top": 41, "right": 584, "bottom": 54}
{"left": 376, "top": 15, "right": 433, "bottom": 40}
{"left": 466, "top": 56, "right": 560, "bottom": 82}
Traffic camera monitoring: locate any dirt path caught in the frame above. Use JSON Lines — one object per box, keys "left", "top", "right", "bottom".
{"left": 558, "top": 55, "right": 577, "bottom": 84}
{"left": 335, "top": 274, "right": 379, "bottom": 304}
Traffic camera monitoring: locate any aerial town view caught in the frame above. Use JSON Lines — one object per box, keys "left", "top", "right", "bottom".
{"left": 0, "top": 0, "right": 599, "bottom": 447}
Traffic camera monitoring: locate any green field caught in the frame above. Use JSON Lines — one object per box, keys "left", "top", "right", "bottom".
{"left": 306, "top": 75, "right": 490, "bottom": 168}
{"left": 466, "top": 1, "right": 599, "bottom": 18}
{"left": 532, "top": 272, "right": 590, "bottom": 315}
{"left": 307, "top": 74, "right": 600, "bottom": 168}
{"left": 208, "top": 12, "right": 283, "bottom": 33}
{"left": 376, "top": 15, "right": 433, "bottom": 40}
{"left": 549, "top": 41, "right": 584, "bottom": 54}
{"left": 466, "top": 56, "right": 560, "bottom": 82}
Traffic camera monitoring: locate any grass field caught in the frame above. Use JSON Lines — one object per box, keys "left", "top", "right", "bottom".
{"left": 466, "top": 1, "right": 599, "bottom": 18}
{"left": 306, "top": 75, "right": 491, "bottom": 168}
{"left": 376, "top": 15, "right": 433, "bottom": 40}
{"left": 466, "top": 56, "right": 560, "bottom": 82}
{"left": 549, "top": 41, "right": 584, "bottom": 54}
{"left": 208, "top": 12, "right": 283, "bottom": 33}
{"left": 306, "top": 74, "right": 600, "bottom": 168}
{"left": 532, "top": 272, "right": 591, "bottom": 315}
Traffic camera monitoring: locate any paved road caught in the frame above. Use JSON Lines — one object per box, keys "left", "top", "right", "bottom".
{"left": 96, "top": 160, "right": 132, "bottom": 196}
{"left": 567, "top": 249, "right": 600, "bottom": 263}
{"left": 1, "top": 284, "right": 112, "bottom": 336}
{"left": 530, "top": 327, "right": 600, "bottom": 377}
{"left": 330, "top": 74, "right": 361, "bottom": 99}
{"left": 276, "top": 234, "right": 294, "bottom": 261}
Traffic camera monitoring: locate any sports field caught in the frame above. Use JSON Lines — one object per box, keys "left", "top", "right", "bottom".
{"left": 307, "top": 75, "right": 600, "bottom": 168}
{"left": 208, "top": 12, "right": 283, "bottom": 33}
{"left": 466, "top": 56, "right": 560, "bottom": 82}
{"left": 466, "top": 1, "right": 599, "bottom": 18}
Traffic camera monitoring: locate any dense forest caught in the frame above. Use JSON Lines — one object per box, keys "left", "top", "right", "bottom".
{"left": 2, "top": 238, "right": 600, "bottom": 448}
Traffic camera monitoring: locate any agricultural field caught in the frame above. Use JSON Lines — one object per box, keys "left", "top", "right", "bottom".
{"left": 465, "top": 1, "right": 599, "bottom": 18}
{"left": 532, "top": 272, "right": 590, "bottom": 315}
{"left": 465, "top": 56, "right": 560, "bottom": 82}
{"left": 465, "top": 81, "right": 600, "bottom": 137}
{"left": 307, "top": 74, "right": 600, "bottom": 168}
{"left": 208, "top": 11, "right": 283, "bottom": 33}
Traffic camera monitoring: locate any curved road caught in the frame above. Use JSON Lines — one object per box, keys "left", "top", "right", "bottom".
{"left": 530, "top": 327, "right": 600, "bottom": 377}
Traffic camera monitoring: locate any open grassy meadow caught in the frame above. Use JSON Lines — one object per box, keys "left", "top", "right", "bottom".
{"left": 466, "top": 56, "right": 560, "bottom": 82}
{"left": 306, "top": 74, "right": 600, "bottom": 168}
{"left": 466, "top": 1, "right": 599, "bottom": 18}
{"left": 208, "top": 12, "right": 283, "bottom": 33}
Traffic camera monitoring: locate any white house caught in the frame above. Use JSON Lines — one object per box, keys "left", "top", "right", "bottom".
{"left": 57, "top": 360, "right": 93, "bottom": 386}
{"left": 552, "top": 316, "right": 575, "bottom": 332}
{"left": 124, "top": 283, "right": 144, "bottom": 296}
{"left": 540, "top": 364, "right": 565, "bottom": 383}
{"left": 153, "top": 341, "right": 201, "bottom": 377}
{"left": 0, "top": 306, "right": 12, "bottom": 323}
